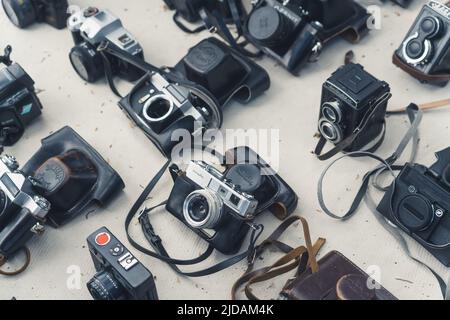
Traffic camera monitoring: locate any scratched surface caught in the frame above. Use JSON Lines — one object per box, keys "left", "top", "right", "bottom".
{"left": 0, "top": 0, "right": 449, "bottom": 300}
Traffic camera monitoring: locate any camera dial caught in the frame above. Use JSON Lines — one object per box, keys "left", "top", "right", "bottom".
{"left": 87, "top": 270, "right": 126, "bottom": 300}
{"left": 247, "top": 5, "right": 294, "bottom": 47}
{"left": 142, "top": 95, "right": 174, "bottom": 123}
{"left": 183, "top": 189, "right": 223, "bottom": 229}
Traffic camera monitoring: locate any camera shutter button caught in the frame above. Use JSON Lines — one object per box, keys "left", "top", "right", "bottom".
{"left": 397, "top": 195, "right": 433, "bottom": 232}
{"left": 95, "top": 232, "right": 111, "bottom": 246}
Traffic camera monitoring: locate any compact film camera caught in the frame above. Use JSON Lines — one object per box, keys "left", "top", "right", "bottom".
{"left": 393, "top": 1, "right": 450, "bottom": 86}
{"left": 166, "top": 147, "right": 298, "bottom": 254}
{"left": 378, "top": 147, "right": 450, "bottom": 266}
{"left": 0, "top": 154, "right": 50, "bottom": 259}
{"left": 86, "top": 227, "right": 158, "bottom": 300}
{"left": 2, "top": 0, "right": 68, "bottom": 29}
{"left": 0, "top": 45, "right": 43, "bottom": 146}
{"left": 68, "top": 7, "right": 145, "bottom": 83}
{"left": 315, "top": 63, "right": 391, "bottom": 158}
{"left": 244, "top": 0, "right": 371, "bottom": 75}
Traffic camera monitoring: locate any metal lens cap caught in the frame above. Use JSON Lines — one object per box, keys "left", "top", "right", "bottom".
{"left": 248, "top": 6, "right": 281, "bottom": 42}
{"left": 405, "top": 40, "right": 424, "bottom": 59}
{"left": 397, "top": 195, "right": 433, "bottom": 232}
{"left": 225, "top": 164, "right": 262, "bottom": 193}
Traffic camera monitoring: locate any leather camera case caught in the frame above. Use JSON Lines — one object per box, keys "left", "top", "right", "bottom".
{"left": 21, "top": 126, "right": 125, "bottom": 227}
{"left": 280, "top": 251, "right": 397, "bottom": 300}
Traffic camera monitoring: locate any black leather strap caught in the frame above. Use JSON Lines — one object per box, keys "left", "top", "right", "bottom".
{"left": 314, "top": 92, "right": 392, "bottom": 161}
{"left": 172, "top": 11, "right": 206, "bottom": 34}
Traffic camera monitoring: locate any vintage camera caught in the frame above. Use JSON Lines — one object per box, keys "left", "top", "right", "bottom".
{"left": 163, "top": 0, "right": 245, "bottom": 24}
{"left": 393, "top": 1, "right": 450, "bottom": 86}
{"left": 68, "top": 7, "right": 145, "bottom": 83}
{"left": 118, "top": 71, "right": 222, "bottom": 158}
{"left": 0, "top": 46, "right": 43, "bottom": 146}
{"left": 316, "top": 63, "right": 391, "bottom": 155}
{"left": 378, "top": 147, "right": 450, "bottom": 266}
{"left": 244, "top": 0, "right": 370, "bottom": 75}
{"left": 86, "top": 227, "right": 158, "bottom": 300}
{"left": 2, "top": 0, "right": 68, "bottom": 29}
{"left": 0, "top": 154, "right": 51, "bottom": 259}
{"left": 166, "top": 147, "right": 298, "bottom": 254}
{"left": 174, "top": 37, "right": 270, "bottom": 105}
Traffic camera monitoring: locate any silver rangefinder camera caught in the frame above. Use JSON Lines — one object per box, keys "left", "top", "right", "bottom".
{"left": 68, "top": 7, "right": 144, "bottom": 83}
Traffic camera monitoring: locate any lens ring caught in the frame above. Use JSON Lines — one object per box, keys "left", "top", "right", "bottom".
{"left": 322, "top": 101, "right": 342, "bottom": 123}
{"left": 142, "top": 94, "right": 174, "bottom": 123}
{"left": 420, "top": 16, "right": 441, "bottom": 39}
{"left": 402, "top": 32, "right": 432, "bottom": 65}
{"left": 183, "top": 190, "right": 222, "bottom": 229}
{"left": 87, "top": 271, "right": 124, "bottom": 300}
{"left": 319, "top": 118, "right": 342, "bottom": 143}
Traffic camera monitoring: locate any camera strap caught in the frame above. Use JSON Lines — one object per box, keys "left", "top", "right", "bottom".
{"left": 231, "top": 216, "right": 326, "bottom": 300}
{"left": 314, "top": 92, "right": 392, "bottom": 161}
{"left": 317, "top": 103, "right": 422, "bottom": 220}
{"left": 0, "top": 247, "right": 31, "bottom": 276}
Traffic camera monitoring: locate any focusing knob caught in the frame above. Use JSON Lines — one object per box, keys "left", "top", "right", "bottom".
{"left": 397, "top": 195, "right": 433, "bottom": 232}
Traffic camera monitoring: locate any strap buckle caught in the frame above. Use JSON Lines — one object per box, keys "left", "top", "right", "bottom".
{"left": 97, "top": 41, "right": 109, "bottom": 52}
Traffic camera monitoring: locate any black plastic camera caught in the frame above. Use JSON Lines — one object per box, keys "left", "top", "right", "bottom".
{"left": 0, "top": 154, "right": 51, "bottom": 259}
{"left": 174, "top": 37, "right": 270, "bottom": 105}
{"left": 244, "top": 0, "right": 370, "bottom": 75}
{"left": 315, "top": 63, "right": 391, "bottom": 160}
{"left": 86, "top": 227, "right": 158, "bottom": 300}
{"left": 2, "top": 0, "right": 68, "bottom": 29}
{"left": 0, "top": 46, "right": 43, "bottom": 146}
{"left": 378, "top": 147, "right": 450, "bottom": 266}
{"left": 393, "top": 1, "right": 450, "bottom": 86}
{"left": 163, "top": 0, "right": 245, "bottom": 25}
{"left": 166, "top": 147, "right": 298, "bottom": 254}
{"left": 68, "top": 7, "right": 145, "bottom": 83}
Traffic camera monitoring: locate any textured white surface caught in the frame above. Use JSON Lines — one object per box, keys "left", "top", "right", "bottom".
{"left": 0, "top": 0, "right": 449, "bottom": 300}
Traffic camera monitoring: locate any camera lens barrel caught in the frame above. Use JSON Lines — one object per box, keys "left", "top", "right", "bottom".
{"left": 319, "top": 118, "right": 343, "bottom": 144}
{"left": 142, "top": 95, "right": 174, "bottom": 123}
{"left": 87, "top": 270, "right": 125, "bottom": 300}
{"left": 322, "top": 101, "right": 342, "bottom": 123}
{"left": 183, "top": 190, "right": 223, "bottom": 229}
{"left": 247, "top": 6, "right": 292, "bottom": 47}
{"left": 2, "top": 0, "right": 36, "bottom": 28}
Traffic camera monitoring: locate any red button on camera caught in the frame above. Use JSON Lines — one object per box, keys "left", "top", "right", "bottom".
{"left": 95, "top": 232, "right": 111, "bottom": 246}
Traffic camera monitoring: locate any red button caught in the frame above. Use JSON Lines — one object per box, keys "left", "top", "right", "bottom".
{"left": 95, "top": 232, "right": 110, "bottom": 246}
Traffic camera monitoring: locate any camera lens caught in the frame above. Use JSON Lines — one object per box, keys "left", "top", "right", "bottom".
{"left": 319, "top": 118, "right": 342, "bottom": 143}
{"left": 69, "top": 43, "right": 104, "bottom": 83}
{"left": 142, "top": 95, "right": 174, "bottom": 123}
{"left": 247, "top": 6, "right": 292, "bottom": 46}
{"left": 420, "top": 17, "right": 442, "bottom": 39}
{"left": 1, "top": 0, "right": 36, "bottom": 28}
{"left": 87, "top": 270, "right": 126, "bottom": 300}
{"left": 322, "top": 101, "right": 342, "bottom": 123}
{"left": 183, "top": 190, "right": 222, "bottom": 229}
{"left": 405, "top": 40, "right": 424, "bottom": 59}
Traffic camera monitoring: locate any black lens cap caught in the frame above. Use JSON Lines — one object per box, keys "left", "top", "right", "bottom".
{"left": 225, "top": 164, "right": 262, "bottom": 193}
{"left": 405, "top": 40, "right": 424, "bottom": 59}
{"left": 248, "top": 6, "right": 282, "bottom": 42}
{"left": 397, "top": 195, "right": 433, "bottom": 232}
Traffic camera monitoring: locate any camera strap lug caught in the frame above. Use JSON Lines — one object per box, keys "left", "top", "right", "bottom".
{"left": 0, "top": 45, "right": 13, "bottom": 67}
{"left": 30, "top": 223, "right": 45, "bottom": 235}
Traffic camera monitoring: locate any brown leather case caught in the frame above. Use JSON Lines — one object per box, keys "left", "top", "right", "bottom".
{"left": 280, "top": 251, "right": 397, "bottom": 300}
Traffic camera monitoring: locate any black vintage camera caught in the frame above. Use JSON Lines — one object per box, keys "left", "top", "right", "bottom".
{"left": 173, "top": 37, "right": 270, "bottom": 105}
{"left": 315, "top": 63, "right": 391, "bottom": 159}
{"left": 244, "top": 0, "right": 370, "bottom": 75}
{"left": 21, "top": 126, "right": 125, "bottom": 227}
{"left": 118, "top": 70, "right": 222, "bottom": 158}
{"left": 0, "top": 46, "right": 42, "bottom": 146}
{"left": 393, "top": 1, "right": 450, "bottom": 86}
{"left": 166, "top": 147, "right": 298, "bottom": 254}
{"left": 163, "top": 0, "right": 246, "bottom": 25}
{"left": 67, "top": 7, "right": 145, "bottom": 83}
{"left": 377, "top": 147, "right": 450, "bottom": 266}
{"left": 1, "top": 0, "right": 68, "bottom": 29}
{"left": 0, "top": 154, "right": 51, "bottom": 259}
{"left": 86, "top": 227, "right": 158, "bottom": 300}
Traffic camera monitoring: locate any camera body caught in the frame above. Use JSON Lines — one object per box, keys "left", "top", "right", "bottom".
{"left": 174, "top": 37, "right": 270, "bottom": 106}
{"left": 87, "top": 227, "right": 158, "bottom": 300}
{"left": 244, "top": 0, "right": 370, "bottom": 75}
{"left": 163, "top": 0, "right": 245, "bottom": 24}
{"left": 378, "top": 147, "right": 450, "bottom": 266}
{"left": 0, "top": 58, "right": 43, "bottom": 146}
{"left": 166, "top": 147, "right": 298, "bottom": 254}
{"left": 393, "top": 1, "right": 450, "bottom": 86}
{"left": 317, "top": 63, "right": 391, "bottom": 153}
{"left": 68, "top": 7, "right": 145, "bottom": 83}
{"left": 118, "top": 71, "right": 221, "bottom": 158}
{"left": 2, "top": 0, "right": 68, "bottom": 29}
{"left": 0, "top": 154, "right": 50, "bottom": 258}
